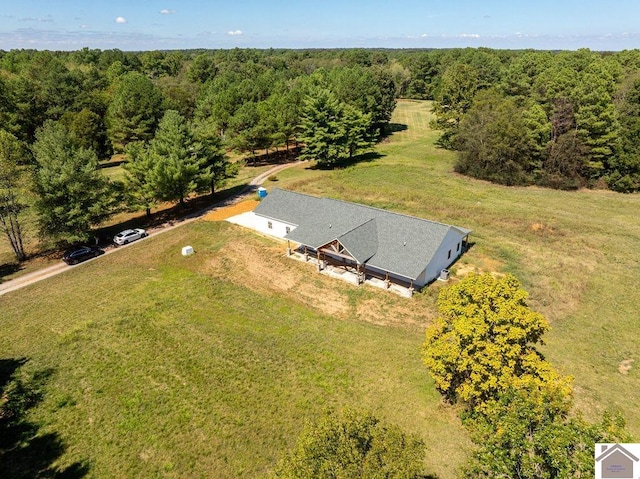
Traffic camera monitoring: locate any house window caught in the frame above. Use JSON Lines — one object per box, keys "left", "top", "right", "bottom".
{"left": 268, "top": 221, "right": 273, "bottom": 229}
{"left": 448, "top": 249, "right": 451, "bottom": 259}
{"left": 457, "top": 242, "right": 460, "bottom": 252}
{"left": 285, "top": 226, "right": 291, "bottom": 234}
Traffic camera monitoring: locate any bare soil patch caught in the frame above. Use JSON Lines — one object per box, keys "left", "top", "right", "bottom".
{"left": 202, "top": 200, "right": 259, "bottom": 222}
{"left": 619, "top": 359, "right": 634, "bottom": 375}
{"left": 204, "top": 227, "right": 437, "bottom": 327}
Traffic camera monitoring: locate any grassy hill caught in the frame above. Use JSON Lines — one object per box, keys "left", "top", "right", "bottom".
{"left": 275, "top": 100, "right": 640, "bottom": 437}
{"left": 1, "top": 100, "right": 638, "bottom": 478}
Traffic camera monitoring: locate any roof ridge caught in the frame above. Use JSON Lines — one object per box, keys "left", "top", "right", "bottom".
{"left": 276, "top": 188, "right": 458, "bottom": 229}
{"left": 316, "top": 190, "right": 453, "bottom": 228}
{"left": 336, "top": 216, "right": 376, "bottom": 237}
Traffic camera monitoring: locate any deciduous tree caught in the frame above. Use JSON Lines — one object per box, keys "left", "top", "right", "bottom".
{"left": 610, "top": 74, "right": 640, "bottom": 191}
{"left": 272, "top": 409, "right": 425, "bottom": 479}
{"left": 422, "top": 273, "right": 570, "bottom": 410}
{"left": 455, "top": 90, "right": 536, "bottom": 186}
{"left": 0, "top": 130, "right": 30, "bottom": 261}
{"left": 462, "top": 385, "right": 632, "bottom": 479}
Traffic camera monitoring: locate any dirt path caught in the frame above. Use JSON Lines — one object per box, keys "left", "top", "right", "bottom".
{"left": 0, "top": 161, "right": 303, "bottom": 297}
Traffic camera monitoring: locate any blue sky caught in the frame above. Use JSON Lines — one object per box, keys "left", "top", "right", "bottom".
{"left": 2, "top": 0, "right": 640, "bottom": 51}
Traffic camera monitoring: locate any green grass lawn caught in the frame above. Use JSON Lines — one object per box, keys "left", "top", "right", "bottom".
{"left": 1, "top": 222, "right": 467, "bottom": 478}
{"left": 275, "top": 100, "right": 640, "bottom": 438}
{"left": 2, "top": 99, "right": 638, "bottom": 478}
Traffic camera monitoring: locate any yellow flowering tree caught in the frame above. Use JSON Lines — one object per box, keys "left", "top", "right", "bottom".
{"left": 422, "top": 273, "right": 571, "bottom": 410}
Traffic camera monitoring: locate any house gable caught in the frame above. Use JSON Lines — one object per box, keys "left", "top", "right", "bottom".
{"left": 337, "top": 218, "right": 378, "bottom": 264}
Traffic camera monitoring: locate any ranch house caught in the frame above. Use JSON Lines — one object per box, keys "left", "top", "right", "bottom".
{"left": 247, "top": 189, "right": 471, "bottom": 293}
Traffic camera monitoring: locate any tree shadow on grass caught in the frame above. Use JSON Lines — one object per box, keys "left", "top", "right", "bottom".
{"left": 93, "top": 183, "right": 251, "bottom": 245}
{"left": 243, "top": 147, "right": 302, "bottom": 167}
{"left": 308, "top": 151, "right": 386, "bottom": 171}
{"left": 0, "top": 262, "right": 23, "bottom": 284}
{"left": 0, "top": 358, "right": 89, "bottom": 479}
{"left": 387, "top": 122, "right": 409, "bottom": 134}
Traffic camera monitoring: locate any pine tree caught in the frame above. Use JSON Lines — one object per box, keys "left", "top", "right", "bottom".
{"left": 149, "top": 110, "right": 207, "bottom": 205}
{"left": 32, "top": 121, "right": 112, "bottom": 243}
{"left": 122, "top": 141, "right": 158, "bottom": 216}
{"left": 106, "top": 72, "right": 164, "bottom": 152}
{"left": 299, "top": 88, "right": 372, "bottom": 168}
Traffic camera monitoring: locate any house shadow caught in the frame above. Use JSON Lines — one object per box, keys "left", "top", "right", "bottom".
{"left": 0, "top": 358, "right": 89, "bottom": 479}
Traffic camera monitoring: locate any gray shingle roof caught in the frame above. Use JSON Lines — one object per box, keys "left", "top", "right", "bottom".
{"left": 339, "top": 218, "right": 378, "bottom": 264}
{"left": 254, "top": 188, "right": 471, "bottom": 280}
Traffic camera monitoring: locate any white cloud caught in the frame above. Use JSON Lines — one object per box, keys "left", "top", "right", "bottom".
{"left": 459, "top": 33, "right": 480, "bottom": 38}
{"left": 19, "top": 15, "right": 53, "bottom": 23}
{"left": 115, "top": 16, "right": 127, "bottom": 24}
{"left": 227, "top": 30, "right": 243, "bottom": 36}
{"left": 160, "top": 9, "right": 176, "bottom": 15}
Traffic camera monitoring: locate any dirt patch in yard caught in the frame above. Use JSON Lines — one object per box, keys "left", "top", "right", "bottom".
{"left": 204, "top": 227, "right": 436, "bottom": 327}
{"left": 205, "top": 232, "right": 350, "bottom": 319}
{"left": 202, "top": 200, "right": 259, "bottom": 222}
{"left": 619, "top": 359, "right": 634, "bottom": 375}
{"left": 355, "top": 297, "right": 435, "bottom": 328}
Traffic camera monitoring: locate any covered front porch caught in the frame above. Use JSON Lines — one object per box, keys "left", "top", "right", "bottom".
{"left": 286, "top": 240, "right": 416, "bottom": 298}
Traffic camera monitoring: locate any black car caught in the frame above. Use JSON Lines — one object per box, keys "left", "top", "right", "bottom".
{"left": 62, "top": 245, "right": 104, "bottom": 265}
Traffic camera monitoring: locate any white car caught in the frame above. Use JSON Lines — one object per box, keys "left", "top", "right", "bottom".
{"left": 113, "top": 228, "right": 148, "bottom": 245}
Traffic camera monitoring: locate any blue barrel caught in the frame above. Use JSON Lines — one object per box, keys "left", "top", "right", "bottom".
{"left": 257, "top": 187, "right": 267, "bottom": 198}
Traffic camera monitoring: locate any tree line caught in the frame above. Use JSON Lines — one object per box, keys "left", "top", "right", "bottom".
{"left": 417, "top": 48, "right": 640, "bottom": 191}
{"left": 4, "top": 46, "right": 640, "bottom": 261}
{"left": 0, "top": 48, "right": 399, "bottom": 260}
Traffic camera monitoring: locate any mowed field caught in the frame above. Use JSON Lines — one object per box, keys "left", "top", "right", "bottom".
{"left": 1, "top": 220, "right": 467, "bottom": 478}
{"left": 275, "top": 100, "right": 640, "bottom": 437}
{"left": 1, "top": 100, "right": 638, "bottom": 478}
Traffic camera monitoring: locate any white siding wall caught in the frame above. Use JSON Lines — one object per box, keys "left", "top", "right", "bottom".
{"left": 253, "top": 214, "right": 297, "bottom": 239}
{"left": 418, "top": 230, "right": 465, "bottom": 286}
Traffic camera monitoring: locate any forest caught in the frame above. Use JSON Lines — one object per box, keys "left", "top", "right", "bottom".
{"left": 2, "top": 46, "right": 640, "bottom": 261}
